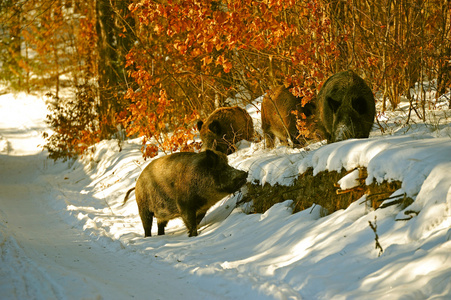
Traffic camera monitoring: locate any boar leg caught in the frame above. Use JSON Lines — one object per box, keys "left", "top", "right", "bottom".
{"left": 181, "top": 209, "right": 198, "bottom": 237}
{"left": 139, "top": 208, "right": 154, "bottom": 237}
{"left": 157, "top": 220, "right": 168, "bottom": 235}
{"left": 264, "top": 131, "right": 276, "bottom": 148}
{"left": 196, "top": 212, "right": 206, "bottom": 226}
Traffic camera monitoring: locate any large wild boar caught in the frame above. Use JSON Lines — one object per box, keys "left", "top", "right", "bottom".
{"left": 197, "top": 106, "right": 254, "bottom": 154}
{"left": 316, "top": 70, "right": 376, "bottom": 142}
{"left": 261, "top": 85, "right": 316, "bottom": 148}
{"left": 123, "top": 150, "right": 248, "bottom": 237}
{"left": 261, "top": 71, "right": 376, "bottom": 147}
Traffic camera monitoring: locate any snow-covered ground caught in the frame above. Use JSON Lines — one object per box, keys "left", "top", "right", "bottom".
{"left": 1, "top": 87, "right": 451, "bottom": 299}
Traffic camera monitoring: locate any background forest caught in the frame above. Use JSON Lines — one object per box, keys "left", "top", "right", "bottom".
{"left": 1, "top": 0, "right": 450, "bottom": 160}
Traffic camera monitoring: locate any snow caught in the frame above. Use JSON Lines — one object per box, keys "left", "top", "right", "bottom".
{"left": 337, "top": 169, "right": 360, "bottom": 190}
{"left": 1, "top": 87, "right": 451, "bottom": 299}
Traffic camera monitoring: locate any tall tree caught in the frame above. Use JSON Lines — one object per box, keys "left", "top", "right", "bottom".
{"left": 0, "top": 0, "right": 24, "bottom": 89}
{"left": 96, "top": 0, "right": 135, "bottom": 139}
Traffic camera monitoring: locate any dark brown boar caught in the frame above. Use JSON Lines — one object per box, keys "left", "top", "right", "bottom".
{"left": 197, "top": 106, "right": 254, "bottom": 154}
{"left": 316, "top": 70, "right": 376, "bottom": 142}
{"left": 123, "top": 150, "right": 248, "bottom": 237}
{"left": 261, "top": 85, "right": 316, "bottom": 148}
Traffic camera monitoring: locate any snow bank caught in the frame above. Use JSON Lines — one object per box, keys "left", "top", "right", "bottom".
{"left": 53, "top": 100, "right": 451, "bottom": 299}
{"left": 2, "top": 87, "right": 451, "bottom": 299}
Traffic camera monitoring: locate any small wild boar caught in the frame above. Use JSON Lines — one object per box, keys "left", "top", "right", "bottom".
{"left": 197, "top": 106, "right": 254, "bottom": 154}
{"left": 123, "top": 150, "right": 248, "bottom": 237}
{"left": 316, "top": 70, "right": 376, "bottom": 142}
{"left": 261, "top": 85, "right": 316, "bottom": 148}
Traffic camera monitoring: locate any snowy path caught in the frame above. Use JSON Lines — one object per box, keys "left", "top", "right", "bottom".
{"left": 0, "top": 94, "right": 254, "bottom": 300}
{"left": 0, "top": 155, "right": 205, "bottom": 299}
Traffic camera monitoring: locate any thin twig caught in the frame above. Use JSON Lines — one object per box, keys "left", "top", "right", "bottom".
{"left": 369, "top": 216, "right": 383, "bottom": 257}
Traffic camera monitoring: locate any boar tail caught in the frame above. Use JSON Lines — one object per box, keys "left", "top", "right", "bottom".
{"left": 123, "top": 187, "right": 136, "bottom": 206}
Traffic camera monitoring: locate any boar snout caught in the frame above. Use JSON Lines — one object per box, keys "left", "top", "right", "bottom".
{"left": 232, "top": 169, "right": 248, "bottom": 191}
{"left": 333, "top": 123, "right": 354, "bottom": 142}
{"left": 218, "top": 168, "right": 248, "bottom": 194}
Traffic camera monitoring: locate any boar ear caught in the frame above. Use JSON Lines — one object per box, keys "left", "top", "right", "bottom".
{"left": 205, "top": 149, "right": 219, "bottom": 165}
{"left": 208, "top": 120, "right": 222, "bottom": 135}
{"left": 197, "top": 120, "right": 204, "bottom": 131}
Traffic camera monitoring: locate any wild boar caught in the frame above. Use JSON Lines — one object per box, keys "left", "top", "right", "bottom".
{"left": 123, "top": 150, "right": 248, "bottom": 237}
{"left": 316, "top": 70, "right": 376, "bottom": 142}
{"left": 261, "top": 85, "right": 316, "bottom": 148}
{"left": 197, "top": 106, "right": 254, "bottom": 154}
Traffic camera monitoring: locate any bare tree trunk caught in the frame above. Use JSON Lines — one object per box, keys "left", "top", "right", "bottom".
{"left": 436, "top": 1, "right": 451, "bottom": 100}
{"left": 9, "top": 5, "right": 22, "bottom": 89}
{"left": 328, "top": 0, "right": 348, "bottom": 71}
{"left": 95, "top": 0, "right": 136, "bottom": 139}
{"left": 96, "top": 0, "right": 119, "bottom": 138}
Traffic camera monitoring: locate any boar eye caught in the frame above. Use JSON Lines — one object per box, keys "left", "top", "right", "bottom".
{"left": 352, "top": 97, "right": 367, "bottom": 114}
{"left": 208, "top": 120, "right": 222, "bottom": 135}
{"left": 327, "top": 97, "right": 341, "bottom": 113}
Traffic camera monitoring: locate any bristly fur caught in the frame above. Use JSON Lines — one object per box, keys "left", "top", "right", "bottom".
{"left": 131, "top": 150, "right": 248, "bottom": 237}
{"left": 197, "top": 106, "right": 254, "bottom": 154}
{"left": 316, "top": 70, "right": 376, "bottom": 142}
